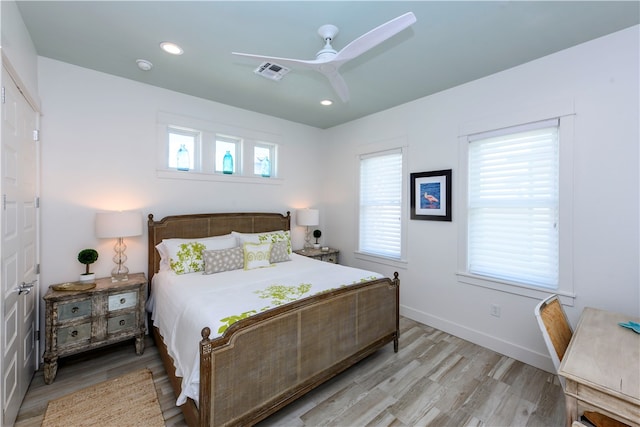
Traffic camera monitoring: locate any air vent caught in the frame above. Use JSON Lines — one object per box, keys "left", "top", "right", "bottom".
{"left": 254, "top": 62, "right": 290, "bottom": 81}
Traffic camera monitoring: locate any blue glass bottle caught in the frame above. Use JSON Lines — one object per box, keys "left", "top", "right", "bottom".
{"left": 176, "top": 144, "right": 189, "bottom": 171}
{"left": 223, "top": 151, "right": 233, "bottom": 174}
{"left": 261, "top": 157, "right": 271, "bottom": 177}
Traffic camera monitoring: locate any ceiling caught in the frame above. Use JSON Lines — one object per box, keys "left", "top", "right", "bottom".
{"left": 16, "top": 1, "right": 639, "bottom": 129}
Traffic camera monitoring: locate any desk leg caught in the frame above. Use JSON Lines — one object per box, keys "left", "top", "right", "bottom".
{"left": 565, "top": 395, "right": 578, "bottom": 427}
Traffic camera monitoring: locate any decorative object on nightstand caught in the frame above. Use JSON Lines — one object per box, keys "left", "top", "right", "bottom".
{"left": 95, "top": 211, "right": 142, "bottom": 282}
{"left": 77, "top": 248, "right": 98, "bottom": 283}
{"left": 294, "top": 247, "right": 339, "bottom": 264}
{"left": 313, "top": 229, "right": 322, "bottom": 249}
{"left": 43, "top": 273, "right": 147, "bottom": 384}
{"left": 296, "top": 208, "right": 319, "bottom": 249}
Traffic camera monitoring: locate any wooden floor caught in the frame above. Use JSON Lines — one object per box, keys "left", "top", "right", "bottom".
{"left": 15, "top": 317, "right": 565, "bottom": 426}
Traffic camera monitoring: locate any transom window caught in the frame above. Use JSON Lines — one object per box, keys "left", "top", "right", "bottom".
{"left": 158, "top": 112, "right": 280, "bottom": 182}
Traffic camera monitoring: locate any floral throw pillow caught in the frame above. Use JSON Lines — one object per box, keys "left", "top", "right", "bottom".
{"left": 244, "top": 242, "right": 273, "bottom": 270}
{"left": 233, "top": 230, "right": 292, "bottom": 254}
{"left": 169, "top": 242, "right": 206, "bottom": 275}
{"left": 203, "top": 247, "right": 244, "bottom": 274}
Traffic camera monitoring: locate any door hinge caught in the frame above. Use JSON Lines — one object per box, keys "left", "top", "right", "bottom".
{"left": 33, "top": 129, "right": 40, "bottom": 141}
{"left": 35, "top": 330, "right": 40, "bottom": 342}
{"left": 1, "top": 87, "right": 5, "bottom": 104}
{"left": 36, "top": 263, "right": 40, "bottom": 274}
{"left": 2, "top": 194, "right": 6, "bottom": 210}
{"left": 35, "top": 196, "right": 40, "bottom": 208}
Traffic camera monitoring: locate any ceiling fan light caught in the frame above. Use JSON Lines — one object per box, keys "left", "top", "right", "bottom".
{"left": 320, "top": 99, "right": 333, "bottom": 106}
{"left": 160, "top": 41, "right": 183, "bottom": 55}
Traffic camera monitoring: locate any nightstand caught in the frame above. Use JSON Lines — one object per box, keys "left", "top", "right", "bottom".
{"left": 294, "top": 248, "right": 339, "bottom": 264}
{"left": 43, "top": 273, "right": 147, "bottom": 384}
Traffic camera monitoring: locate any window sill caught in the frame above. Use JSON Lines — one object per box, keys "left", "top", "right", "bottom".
{"left": 456, "top": 272, "right": 575, "bottom": 306}
{"left": 354, "top": 251, "right": 408, "bottom": 270}
{"left": 157, "top": 169, "right": 283, "bottom": 185}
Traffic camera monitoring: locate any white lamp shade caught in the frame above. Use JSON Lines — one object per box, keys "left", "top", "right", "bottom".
{"left": 296, "top": 209, "right": 319, "bottom": 226}
{"left": 95, "top": 211, "right": 143, "bottom": 238}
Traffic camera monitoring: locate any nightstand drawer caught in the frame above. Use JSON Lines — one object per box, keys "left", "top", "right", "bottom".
{"left": 58, "top": 299, "right": 92, "bottom": 321}
{"left": 108, "top": 292, "right": 137, "bottom": 311}
{"left": 58, "top": 323, "right": 91, "bottom": 347}
{"left": 107, "top": 313, "right": 136, "bottom": 333}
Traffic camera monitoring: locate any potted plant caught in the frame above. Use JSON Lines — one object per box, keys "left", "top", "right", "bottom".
{"left": 78, "top": 249, "right": 98, "bottom": 282}
{"left": 313, "top": 229, "right": 322, "bottom": 249}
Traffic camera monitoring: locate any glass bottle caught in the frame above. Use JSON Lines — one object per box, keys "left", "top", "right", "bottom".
{"left": 261, "top": 157, "right": 271, "bottom": 178}
{"left": 176, "top": 144, "right": 189, "bottom": 171}
{"left": 223, "top": 151, "right": 233, "bottom": 174}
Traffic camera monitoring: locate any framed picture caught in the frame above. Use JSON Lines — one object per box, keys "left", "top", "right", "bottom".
{"left": 410, "top": 169, "right": 452, "bottom": 221}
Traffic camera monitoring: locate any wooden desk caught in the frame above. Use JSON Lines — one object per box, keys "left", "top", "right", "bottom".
{"left": 558, "top": 307, "right": 640, "bottom": 426}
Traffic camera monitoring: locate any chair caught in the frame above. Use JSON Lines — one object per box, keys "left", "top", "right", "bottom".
{"left": 534, "top": 295, "right": 629, "bottom": 427}
{"left": 534, "top": 294, "right": 573, "bottom": 389}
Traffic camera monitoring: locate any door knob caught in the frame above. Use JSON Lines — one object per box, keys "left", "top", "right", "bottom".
{"left": 17, "top": 280, "right": 37, "bottom": 295}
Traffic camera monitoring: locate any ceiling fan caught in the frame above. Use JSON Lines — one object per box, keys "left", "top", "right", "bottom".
{"left": 232, "top": 12, "right": 417, "bottom": 103}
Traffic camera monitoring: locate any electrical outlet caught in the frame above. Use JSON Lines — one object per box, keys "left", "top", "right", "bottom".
{"left": 490, "top": 304, "right": 501, "bottom": 317}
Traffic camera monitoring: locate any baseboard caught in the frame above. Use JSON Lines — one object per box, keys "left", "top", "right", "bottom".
{"left": 400, "top": 305, "right": 555, "bottom": 373}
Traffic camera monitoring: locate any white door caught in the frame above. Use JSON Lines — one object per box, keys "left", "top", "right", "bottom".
{"left": 1, "top": 65, "right": 40, "bottom": 426}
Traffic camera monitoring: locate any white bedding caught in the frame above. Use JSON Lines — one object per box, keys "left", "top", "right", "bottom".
{"left": 148, "top": 253, "right": 383, "bottom": 407}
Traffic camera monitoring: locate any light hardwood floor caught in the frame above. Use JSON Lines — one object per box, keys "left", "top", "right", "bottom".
{"left": 15, "top": 317, "right": 565, "bottom": 426}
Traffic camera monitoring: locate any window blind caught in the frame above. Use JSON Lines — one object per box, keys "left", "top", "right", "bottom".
{"left": 359, "top": 149, "right": 402, "bottom": 259}
{"left": 468, "top": 120, "right": 559, "bottom": 288}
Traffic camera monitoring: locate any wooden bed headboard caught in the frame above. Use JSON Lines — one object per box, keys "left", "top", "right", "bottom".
{"left": 147, "top": 211, "right": 291, "bottom": 283}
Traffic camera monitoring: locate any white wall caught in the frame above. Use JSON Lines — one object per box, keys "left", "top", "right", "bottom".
{"left": 0, "top": 0, "right": 39, "bottom": 102}
{"left": 37, "top": 57, "right": 325, "bottom": 295}
{"left": 322, "top": 26, "right": 640, "bottom": 372}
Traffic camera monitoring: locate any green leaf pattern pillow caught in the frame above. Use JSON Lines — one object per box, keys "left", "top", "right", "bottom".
{"left": 170, "top": 242, "right": 206, "bottom": 275}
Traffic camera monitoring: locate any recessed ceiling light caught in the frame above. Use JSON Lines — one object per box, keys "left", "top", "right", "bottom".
{"left": 136, "top": 59, "right": 153, "bottom": 71}
{"left": 160, "top": 42, "right": 183, "bottom": 55}
{"left": 320, "top": 99, "right": 333, "bottom": 106}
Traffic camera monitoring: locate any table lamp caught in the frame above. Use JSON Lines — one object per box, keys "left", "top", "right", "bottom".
{"left": 95, "top": 211, "right": 142, "bottom": 282}
{"left": 296, "top": 208, "right": 319, "bottom": 249}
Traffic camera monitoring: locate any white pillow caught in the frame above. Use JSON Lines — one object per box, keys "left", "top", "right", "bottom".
{"left": 232, "top": 230, "right": 291, "bottom": 254}
{"left": 243, "top": 242, "right": 273, "bottom": 270}
{"left": 159, "top": 234, "right": 238, "bottom": 274}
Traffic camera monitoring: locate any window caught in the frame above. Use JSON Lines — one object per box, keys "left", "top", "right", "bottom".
{"left": 358, "top": 149, "right": 404, "bottom": 260}
{"left": 467, "top": 119, "right": 559, "bottom": 288}
{"left": 168, "top": 127, "right": 199, "bottom": 170}
{"left": 253, "top": 143, "right": 275, "bottom": 177}
{"left": 215, "top": 135, "right": 241, "bottom": 174}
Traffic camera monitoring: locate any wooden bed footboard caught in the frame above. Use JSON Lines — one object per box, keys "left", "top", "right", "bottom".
{"left": 198, "top": 273, "right": 400, "bottom": 427}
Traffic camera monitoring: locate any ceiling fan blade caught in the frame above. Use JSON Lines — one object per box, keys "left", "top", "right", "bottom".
{"left": 333, "top": 12, "right": 416, "bottom": 64}
{"left": 324, "top": 71, "right": 350, "bottom": 102}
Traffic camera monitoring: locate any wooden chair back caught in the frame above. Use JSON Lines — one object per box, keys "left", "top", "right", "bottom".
{"left": 534, "top": 294, "right": 573, "bottom": 388}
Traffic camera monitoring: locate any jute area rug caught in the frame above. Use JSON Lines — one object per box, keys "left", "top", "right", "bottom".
{"left": 41, "top": 368, "right": 165, "bottom": 426}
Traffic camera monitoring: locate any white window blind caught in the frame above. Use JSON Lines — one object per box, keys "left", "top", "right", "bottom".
{"left": 359, "top": 149, "right": 402, "bottom": 259}
{"left": 468, "top": 119, "right": 559, "bottom": 288}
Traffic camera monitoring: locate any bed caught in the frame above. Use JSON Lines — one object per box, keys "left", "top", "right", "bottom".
{"left": 147, "top": 211, "right": 400, "bottom": 426}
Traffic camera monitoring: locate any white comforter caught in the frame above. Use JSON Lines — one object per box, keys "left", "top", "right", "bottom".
{"left": 148, "top": 254, "right": 383, "bottom": 407}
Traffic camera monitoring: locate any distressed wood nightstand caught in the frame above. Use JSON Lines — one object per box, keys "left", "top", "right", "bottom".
{"left": 294, "top": 248, "right": 339, "bottom": 264}
{"left": 43, "top": 273, "right": 147, "bottom": 384}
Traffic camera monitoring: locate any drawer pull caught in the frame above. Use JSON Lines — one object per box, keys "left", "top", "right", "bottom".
{"left": 71, "top": 330, "right": 78, "bottom": 337}
{"left": 120, "top": 298, "right": 126, "bottom": 304}
{"left": 119, "top": 319, "right": 126, "bottom": 326}
{"left": 72, "top": 307, "right": 79, "bottom": 313}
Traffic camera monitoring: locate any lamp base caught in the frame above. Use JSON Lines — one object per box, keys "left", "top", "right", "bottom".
{"left": 111, "top": 273, "right": 129, "bottom": 282}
